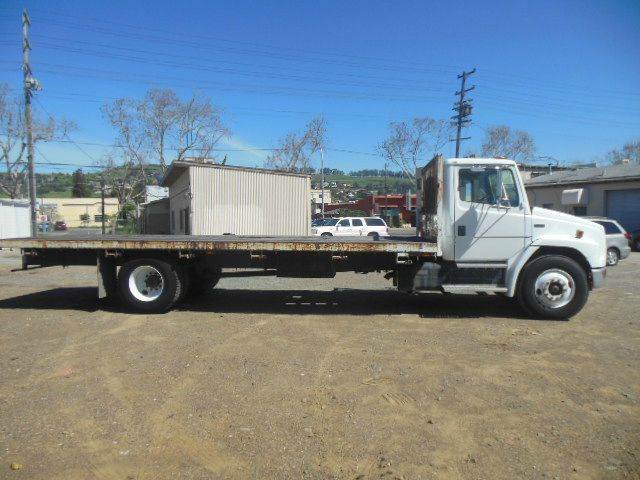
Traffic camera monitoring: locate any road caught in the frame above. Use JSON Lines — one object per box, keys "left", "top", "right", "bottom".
{"left": 0, "top": 249, "right": 638, "bottom": 479}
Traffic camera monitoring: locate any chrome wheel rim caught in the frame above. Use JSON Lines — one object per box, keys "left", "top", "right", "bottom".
{"left": 129, "top": 265, "right": 164, "bottom": 302}
{"left": 607, "top": 250, "right": 617, "bottom": 265}
{"left": 534, "top": 268, "right": 575, "bottom": 309}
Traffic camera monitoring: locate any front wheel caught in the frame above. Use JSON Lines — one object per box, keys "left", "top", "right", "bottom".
{"left": 118, "top": 258, "right": 182, "bottom": 313}
{"left": 320, "top": 232, "right": 333, "bottom": 237}
{"left": 606, "top": 248, "right": 619, "bottom": 266}
{"left": 517, "top": 255, "right": 588, "bottom": 320}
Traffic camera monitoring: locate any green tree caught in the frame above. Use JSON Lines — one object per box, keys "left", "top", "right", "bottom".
{"left": 72, "top": 169, "right": 89, "bottom": 197}
{"left": 79, "top": 213, "right": 90, "bottom": 227}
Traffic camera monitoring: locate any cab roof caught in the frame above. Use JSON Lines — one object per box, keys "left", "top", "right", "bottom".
{"left": 445, "top": 157, "right": 517, "bottom": 166}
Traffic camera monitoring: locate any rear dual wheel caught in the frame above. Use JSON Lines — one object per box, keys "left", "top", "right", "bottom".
{"left": 118, "top": 258, "right": 183, "bottom": 313}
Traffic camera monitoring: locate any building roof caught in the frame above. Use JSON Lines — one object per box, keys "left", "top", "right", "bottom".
{"left": 162, "top": 160, "right": 311, "bottom": 187}
{"left": 525, "top": 163, "right": 640, "bottom": 187}
{"left": 39, "top": 197, "right": 119, "bottom": 205}
{"left": 0, "top": 198, "right": 29, "bottom": 207}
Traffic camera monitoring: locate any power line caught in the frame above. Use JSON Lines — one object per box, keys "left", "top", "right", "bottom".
{"left": 26, "top": 34, "right": 454, "bottom": 93}
{"left": 19, "top": 9, "right": 462, "bottom": 75}
{"left": 33, "top": 96, "right": 101, "bottom": 164}
{"left": 12, "top": 7, "right": 639, "bottom": 99}
{"left": 16, "top": 61, "right": 447, "bottom": 103}
{"left": 6, "top": 54, "right": 633, "bottom": 123}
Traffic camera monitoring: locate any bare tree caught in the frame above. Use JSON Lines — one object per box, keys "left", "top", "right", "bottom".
{"left": 98, "top": 152, "right": 146, "bottom": 207}
{"left": 378, "top": 117, "right": 451, "bottom": 179}
{"left": 175, "top": 95, "right": 229, "bottom": 163}
{"left": 0, "top": 83, "right": 71, "bottom": 198}
{"left": 103, "top": 88, "right": 230, "bottom": 174}
{"left": 305, "top": 116, "right": 327, "bottom": 156}
{"left": 481, "top": 125, "right": 536, "bottom": 162}
{"left": 606, "top": 140, "right": 640, "bottom": 164}
{"left": 102, "top": 98, "right": 149, "bottom": 179}
{"left": 265, "top": 116, "right": 327, "bottom": 172}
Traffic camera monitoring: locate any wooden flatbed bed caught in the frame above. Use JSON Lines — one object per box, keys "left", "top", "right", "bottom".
{"left": 0, "top": 234, "right": 439, "bottom": 254}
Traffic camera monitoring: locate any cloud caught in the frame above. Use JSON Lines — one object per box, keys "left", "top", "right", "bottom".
{"left": 219, "top": 136, "right": 271, "bottom": 165}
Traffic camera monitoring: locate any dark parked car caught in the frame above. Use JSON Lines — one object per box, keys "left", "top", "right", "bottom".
{"left": 54, "top": 220, "right": 68, "bottom": 231}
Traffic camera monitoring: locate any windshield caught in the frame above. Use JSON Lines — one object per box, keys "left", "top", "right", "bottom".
{"left": 321, "top": 218, "right": 338, "bottom": 226}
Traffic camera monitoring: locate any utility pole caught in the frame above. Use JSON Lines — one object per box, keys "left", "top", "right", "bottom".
{"left": 451, "top": 68, "right": 475, "bottom": 158}
{"left": 383, "top": 162, "right": 388, "bottom": 222}
{"left": 319, "top": 147, "right": 325, "bottom": 217}
{"left": 383, "top": 161, "right": 388, "bottom": 198}
{"left": 100, "top": 177, "right": 106, "bottom": 235}
{"left": 23, "top": 9, "right": 39, "bottom": 236}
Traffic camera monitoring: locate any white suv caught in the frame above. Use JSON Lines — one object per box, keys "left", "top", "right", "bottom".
{"left": 312, "top": 217, "right": 389, "bottom": 240}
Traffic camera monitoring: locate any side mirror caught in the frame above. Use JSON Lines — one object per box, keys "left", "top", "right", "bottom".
{"left": 496, "top": 198, "right": 511, "bottom": 208}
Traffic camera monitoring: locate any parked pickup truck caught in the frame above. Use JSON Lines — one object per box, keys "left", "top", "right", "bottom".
{"left": 0, "top": 156, "right": 607, "bottom": 319}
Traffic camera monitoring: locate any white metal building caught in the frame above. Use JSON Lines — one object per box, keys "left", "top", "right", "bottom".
{"left": 0, "top": 199, "right": 30, "bottom": 239}
{"left": 161, "top": 161, "right": 311, "bottom": 236}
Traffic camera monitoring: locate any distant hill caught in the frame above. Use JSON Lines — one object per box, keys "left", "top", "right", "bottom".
{"left": 2, "top": 166, "right": 414, "bottom": 199}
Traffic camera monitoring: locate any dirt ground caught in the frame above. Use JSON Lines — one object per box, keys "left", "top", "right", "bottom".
{"left": 0, "top": 248, "right": 638, "bottom": 480}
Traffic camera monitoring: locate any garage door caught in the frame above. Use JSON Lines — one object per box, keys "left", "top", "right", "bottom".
{"left": 605, "top": 189, "right": 640, "bottom": 232}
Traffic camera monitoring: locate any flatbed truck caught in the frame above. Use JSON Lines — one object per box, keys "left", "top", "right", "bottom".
{"left": 0, "top": 157, "right": 607, "bottom": 319}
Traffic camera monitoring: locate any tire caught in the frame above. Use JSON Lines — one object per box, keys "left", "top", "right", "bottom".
{"left": 320, "top": 232, "right": 333, "bottom": 237}
{"left": 517, "top": 255, "right": 588, "bottom": 320}
{"left": 368, "top": 232, "right": 380, "bottom": 241}
{"left": 176, "top": 264, "right": 191, "bottom": 303}
{"left": 606, "top": 248, "right": 619, "bottom": 266}
{"left": 188, "top": 265, "right": 222, "bottom": 297}
{"left": 118, "top": 258, "right": 182, "bottom": 313}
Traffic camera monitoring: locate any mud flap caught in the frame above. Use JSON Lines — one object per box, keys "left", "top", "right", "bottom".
{"left": 97, "top": 255, "right": 117, "bottom": 300}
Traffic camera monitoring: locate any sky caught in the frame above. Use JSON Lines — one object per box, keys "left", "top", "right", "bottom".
{"left": 0, "top": 0, "right": 639, "bottom": 174}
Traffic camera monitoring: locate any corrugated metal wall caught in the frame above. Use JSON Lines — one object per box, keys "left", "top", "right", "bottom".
{"left": 189, "top": 165, "right": 311, "bottom": 235}
{"left": 168, "top": 169, "right": 192, "bottom": 234}
{"left": 0, "top": 199, "right": 30, "bottom": 239}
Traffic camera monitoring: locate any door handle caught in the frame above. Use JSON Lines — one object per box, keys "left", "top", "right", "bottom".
{"left": 457, "top": 225, "right": 466, "bottom": 236}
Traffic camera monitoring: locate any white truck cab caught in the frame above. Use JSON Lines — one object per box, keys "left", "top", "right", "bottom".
{"left": 413, "top": 156, "right": 607, "bottom": 319}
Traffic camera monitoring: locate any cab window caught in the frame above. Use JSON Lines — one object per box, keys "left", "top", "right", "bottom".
{"left": 337, "top": 219, "right": 350, "bottom": 227}
{"left": 352, "top": 219, "right": 363, "bottom": 226}
{"left": 458, "top": 167, "right": 520, "bottom": 207}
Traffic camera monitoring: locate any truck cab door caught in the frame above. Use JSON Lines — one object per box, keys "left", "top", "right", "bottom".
{"left": 454, "top": 165, "right": 527, "bottom": 262}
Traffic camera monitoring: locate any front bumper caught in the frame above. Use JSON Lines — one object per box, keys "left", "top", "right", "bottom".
{"left": 591, "top": 267, "right": 607, "bottom": 289}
